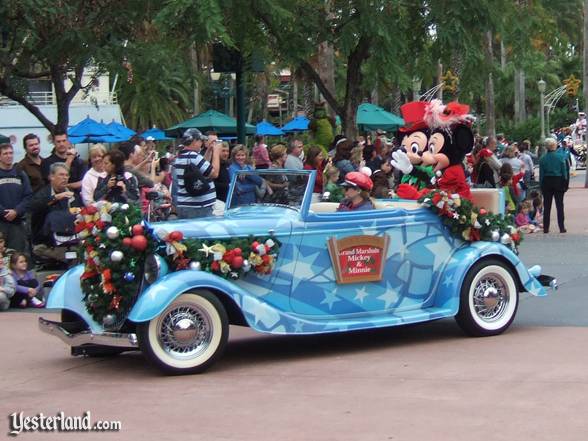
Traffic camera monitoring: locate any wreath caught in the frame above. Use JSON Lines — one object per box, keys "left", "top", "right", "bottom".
{"left": 418, "top": 189, "right": 522, "bottom": 252}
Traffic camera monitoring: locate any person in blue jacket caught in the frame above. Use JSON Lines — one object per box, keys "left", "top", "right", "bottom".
{"left": 228, "top": 145, "right": 263, "bottom": 206}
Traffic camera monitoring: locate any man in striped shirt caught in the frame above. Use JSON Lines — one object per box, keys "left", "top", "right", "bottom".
{"left": 172, "top": 128, "right": 221, "bottom": 218}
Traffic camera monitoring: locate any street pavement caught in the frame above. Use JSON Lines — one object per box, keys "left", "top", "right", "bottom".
{"left": 1, "top": 172, "right": 587, "bottom": 441}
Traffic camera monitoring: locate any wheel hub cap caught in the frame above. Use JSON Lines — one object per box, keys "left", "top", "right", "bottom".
{"left": 473, "top": 276, "right": 508, "bottom": 322}
{"left": 157, "top": 304, "right": 212, "bottom": 359}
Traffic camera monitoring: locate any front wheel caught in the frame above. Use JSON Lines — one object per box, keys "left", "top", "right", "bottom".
{"left": 455, "top": 259, "right": 519, "bottom": 337}
{"left": 137, "top": 291, "right": 228, "bottom": 375}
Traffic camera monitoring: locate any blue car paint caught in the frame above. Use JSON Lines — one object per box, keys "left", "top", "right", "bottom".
{"left": 46, "top": 169, "right": 546, "bottom": 336}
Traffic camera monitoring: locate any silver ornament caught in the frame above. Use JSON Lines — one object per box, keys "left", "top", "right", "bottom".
{"left": 189, "top": 261, "right": 201, "bottom": 271}
{"left": 500, "top": 233, "right": 511, "bottom": 245}
{"left": 121, "top": 204, "right": 129, "bottom": 211}
{"left": 110, "top": 250, "right": 124, "bottom": 262}
{"left": 229, "top": 271, "right": 239, "bottom": 280}
{"left": 106, "top": 226, "right": 120, "bottom": 240}
{"left": 242, "top": 259, "right": 251, "bottom": 272}
{"left": 103, "top": 314, "right": 116, "bottom": 326}
{"left": 491, "top": 231, "right": 500, "bottom": 241}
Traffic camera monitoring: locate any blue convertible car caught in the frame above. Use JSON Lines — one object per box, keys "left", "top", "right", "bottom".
{"left": 40, "top": 170, "right": 555, "bottom": 374}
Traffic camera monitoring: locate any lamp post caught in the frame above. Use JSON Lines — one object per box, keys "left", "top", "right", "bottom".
{"left": 412, "top": 77, "right": 422, "bottom": 101}
{"left": 538, "top": 79, "right": 546, "bottom": 141}
{"left": 210, "top": 72, "right": 233, "bottom": 115}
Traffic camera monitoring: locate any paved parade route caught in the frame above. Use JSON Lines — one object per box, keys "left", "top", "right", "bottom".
{"left": 1, "top": 173, "right": 587, "bottom": 441}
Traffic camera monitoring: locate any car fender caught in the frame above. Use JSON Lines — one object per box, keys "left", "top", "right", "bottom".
{"left": 45, "top": 265, "right": 104, "bottom": 334}
{"left": 129, "top": 271, "right": 263, "bottom": 326}
{"left": 433, "top": 241, "right": 547, "bottom": 313}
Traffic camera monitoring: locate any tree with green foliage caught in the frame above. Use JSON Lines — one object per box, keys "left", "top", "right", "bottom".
{"left": 0, "top": 0, "right": 153, "bottom": 133}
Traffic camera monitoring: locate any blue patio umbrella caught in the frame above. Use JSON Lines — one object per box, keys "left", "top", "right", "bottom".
{"left": 281, "top": 115, "right": 309, "bottom": 132}
{"left": 107, "top": 121, "right": 136, "bottom": 140}
{"left": 141, "top": 128, "right": 172, "bottom": 141}
{"left": 68, "top": 117, "right": 112, "bottom": 138}
{"left": 256, "top": 120, "right": 284, "bottom": 136}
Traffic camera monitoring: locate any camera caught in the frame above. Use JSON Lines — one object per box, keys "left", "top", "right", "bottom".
{"left": 115, "top": 173, "right": 126, "bottom": 182}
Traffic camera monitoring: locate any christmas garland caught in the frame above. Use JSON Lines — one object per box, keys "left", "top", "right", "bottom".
{"left": 157, "top": 229, "right": 280, "bottom": 279}
{"left": 76, "top": 202, "right": 158, "bottom": 327}
{"left": 76, "top": 202, "right": 281, "bottom": 326}
{"left": 418, "top": 189, "right": 522, "bottom": 252}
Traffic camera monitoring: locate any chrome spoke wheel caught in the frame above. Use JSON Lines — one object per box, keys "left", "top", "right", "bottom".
{"left": 456, "top": 260, "right": 519, "bottom": 337}
{"left": 157, "top": 304, "right": 213, "bottom": 360}
{"left": 138, "top": 292, "right": 229, "bottom": 375}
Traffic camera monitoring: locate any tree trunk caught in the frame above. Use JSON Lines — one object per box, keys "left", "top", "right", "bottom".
{"left": 485, "top": 31, "right": 496, "bottom": 137}
{"left": 514, "top": 69, "right": 520, "bottom": 122}
{"left": 519, "top": 69, "right": 526, "bottom": 121}
{"left": 437, "top": 61, "right": 443, "bottom": 100}
{"left": 450, "top": 51, "right": 464, "bottom": 100}
{"left": 302, "top": 77, "right": 314, "bottom": 116}
{"left": 500, "top": 40, "right": 507, "bottom": 71}
{"left": 389, "top": 85, "right": 402, "bottom": 115}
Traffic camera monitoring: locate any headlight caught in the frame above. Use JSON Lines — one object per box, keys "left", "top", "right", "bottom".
{"left": 144, "top": 255, "right": 168, "bottom": 284}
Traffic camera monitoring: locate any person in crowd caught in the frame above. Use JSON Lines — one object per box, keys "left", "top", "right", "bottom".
{"left": 303, "top": 145, "right": 325, "bottom": 194}
{"left": 333, "top": 139, "right": 357, "bottom": 183}
{"left": 265, "top": 144, "right": 289, "bottom": 203}
{"left": 363, "top": 144, "right": 382, "bottom": 173}
{"left": 80, "top": 144, "right": 108, "bottom": 206}
{"left": 94, "top": 150, "right": 139, "bottom": 204}
{"left": 118, "top": 141, "right": 155, "bottom": 189}
{"left": 323, "top": 162, "right": 344, "bottom": 202}
{"left": 371, "top": 160, "right": 394, "bottom": 198}
{"left": 0, "top": 143, "right": 32, "bottom": 253}
{"left": 0, "top": 232, "right": 15, "bottom": 266}
{"left": 515, "top": 200, "right": 537, "bottom": 234}
{"left": 285, "top": 138, "right": 304, "bottom": 170}
{"left": 519, "top": 140, "right": 535, "bottom": 185}
{"left": 539, "top": 137, "right": 568, "bottom": 233}
{"left": 328, "top": 135, "right": 347, "bottom": 158}
{"left": 350, "top": 144, "right": 365, "bottom": 171}
{"left": 18, "top": 133, "right": 45, "bottom": 193}
{"left": 30, "top": 163, "right": 83, "bottom": 262}
{"left": 252, "top": 135, "right": 271, "bottom": 169}
{"left": 0, "top": 252, "right": 16, "bottom": 311}
{"left": 498, "top": 163, "right": 517, "bottom": 214}
{"left": 10, "top": 253, "right": 44, "bottom": 308}
{"left": 481, "top": 136, "right": 503, "bottom": 181}
{"left": 530, "top": 193, "right": 544, "bottom": 229}
{"left": 173, "top": 128, "right": 221, "bottom": 218}
{"left": 474, "top": 148, "right": 497, "bottom": 188}
{"left": 501, "top": 145, "right": 525, "bottom": 174}
{"left": 41, "top": 131, "right": 87, "bottom": 192}
{"left": 213, "top": 142, "right": 231, "bottom": 203}
{"left": 228, "top": 145, "right": 263, "bottom": 205}
{"left": 337, "top": 171, "right": 375, "bottom": 212}
{"left": 496, "top": 134, "right": 508, "bottom": 155}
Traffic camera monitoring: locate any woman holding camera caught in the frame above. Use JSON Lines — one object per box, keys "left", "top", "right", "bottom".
{"left": 94, "top": 149, "right": 139, "bottom": 204}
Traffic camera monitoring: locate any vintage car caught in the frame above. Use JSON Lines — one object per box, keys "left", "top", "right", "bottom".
{"left": 39, "top": 169, "right": 555, "bottom": 374}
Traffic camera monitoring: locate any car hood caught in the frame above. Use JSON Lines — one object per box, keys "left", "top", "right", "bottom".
{"left": 152, "top": 206, "right": 297, "bottom": 240}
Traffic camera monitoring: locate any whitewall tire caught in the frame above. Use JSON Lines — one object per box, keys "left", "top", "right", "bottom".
{"left": 455, "top": 259, "right": 519, "bottom": 337}
{"left": 138, "top": 291, "right": 228, "bottom": 374}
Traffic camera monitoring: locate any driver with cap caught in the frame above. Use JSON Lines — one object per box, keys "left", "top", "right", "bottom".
{"left": 337, "top": 171, "right": 375, "bottom": 212}
{"left": 172, "top": 128, "right": 221, "bottom": 218}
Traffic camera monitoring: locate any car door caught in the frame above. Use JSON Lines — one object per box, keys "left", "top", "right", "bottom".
{"left": 287, "top": 207, "right": 458, "bottom": 317}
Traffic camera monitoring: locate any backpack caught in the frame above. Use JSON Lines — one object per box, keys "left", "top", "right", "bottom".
{"left": 182, "top": 153, "right": 211, "bottom": 196}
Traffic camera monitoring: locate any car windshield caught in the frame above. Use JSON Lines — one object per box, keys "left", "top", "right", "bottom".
{"left": 227, "top": 170, "right": 311, "bottom": 211}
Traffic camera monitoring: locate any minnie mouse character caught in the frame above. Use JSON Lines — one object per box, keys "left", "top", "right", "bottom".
{"left": 422, "top": 100, "right": 474, "bottom": 200}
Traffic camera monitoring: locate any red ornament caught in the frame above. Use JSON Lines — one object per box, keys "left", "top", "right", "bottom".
{"left": 75, "top": 222, "right": 87, "bottom": 233}
{"left": 211, "top": 261, "right": 220, "bottom": 271}
{"left": 232, "top": 255, "right": 244, "bottom": 269}
{"left": 233, "top": 248, "right": 242, "bottom": 256}
{"left": 265, "top": 245, "right": 271, "bottom": 253}
{"left": 96, "top": 220, "right": 106, "bottom": 230}
{"left": 122, "top": 237, "right": 133, "bottom": 247}
{"left": 511, "top": 232, "right": 521, "bottom": 243}
{"left": 168, "top": 231, "right": 183, "bottom": 242}
{"left": 223, "top": 252, "right": 234, "bottom": 265}
{"left": 262, "top": 255, "right": 270, "bottom": 264}
{"left": 131, "top": 235, "right": 148, "bottom": 251}
{"left": 479, "top": 208, "right": 488, "bottom": 216}
{"left": 131, "top": 224, "right": 144, "bottom": 236}
{"left": 85, "top": 206, "right": 98, "bottom": 215}
{"left": 251, "top": 241, "right": 260, "bottom": 250}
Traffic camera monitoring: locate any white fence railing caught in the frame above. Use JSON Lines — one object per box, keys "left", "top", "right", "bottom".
{"left": 0, "top": 91, "right": 118, "bottom": 107}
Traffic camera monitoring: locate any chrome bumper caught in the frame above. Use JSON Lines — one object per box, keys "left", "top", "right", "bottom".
{"left": 38, "top": 317, "right": 138, "bottom": 348}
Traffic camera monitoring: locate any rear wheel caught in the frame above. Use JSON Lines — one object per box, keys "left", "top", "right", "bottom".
{"left": 455, "top": 259, "right": 519, "bottom": 336}
{"left": 137, "top": 292, "right": 228, "bottom": 375}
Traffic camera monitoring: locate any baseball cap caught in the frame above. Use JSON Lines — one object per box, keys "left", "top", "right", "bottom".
{"left": 182, "top": 128, "right": 207, "bottom": 143}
